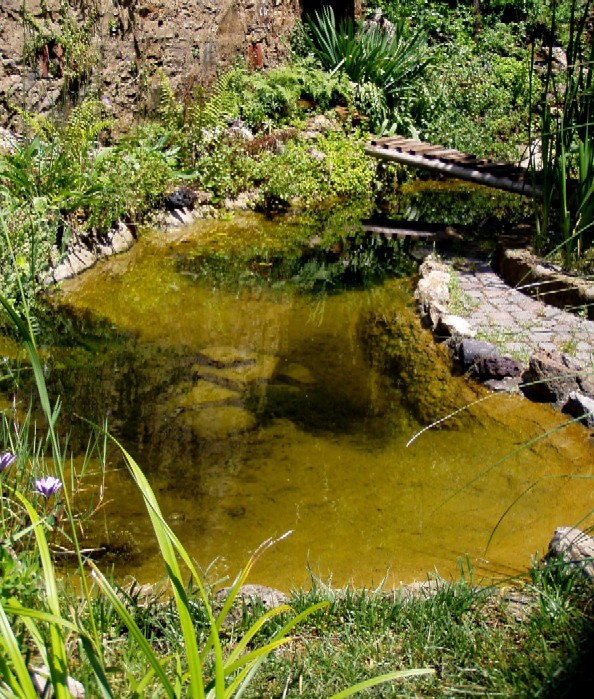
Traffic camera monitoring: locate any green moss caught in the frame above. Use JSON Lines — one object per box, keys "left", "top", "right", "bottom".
{"left": 359, "top": 288, "right": 478, "bottom": 425}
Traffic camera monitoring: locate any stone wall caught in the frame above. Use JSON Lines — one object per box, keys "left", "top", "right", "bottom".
{"left": 0, "top": 0, "right": 363, "bottom": 128}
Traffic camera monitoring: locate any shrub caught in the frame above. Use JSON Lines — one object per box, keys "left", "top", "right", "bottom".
{"left": 304, "top": 6, "right": 430, "bottom": 108}
{"left": 256, "top": 130, "right": 375, "bottom": 210}
{"left": 414, "top": 35, "right": 535, "bottom": 159}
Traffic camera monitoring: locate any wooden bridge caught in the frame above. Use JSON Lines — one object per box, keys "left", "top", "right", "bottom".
{"left": 365, "top": 136, "right": 541, "bottom": 197}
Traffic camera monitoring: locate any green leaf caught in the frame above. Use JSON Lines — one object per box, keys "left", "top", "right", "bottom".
{"left": 89, "top": 562, "right": 177, "bottom": 698}
{"left": 330, "top": 668, "right": 435, "bottom": 698}
{"left": 0, "top": 601, "right": 38, "bottom": 699}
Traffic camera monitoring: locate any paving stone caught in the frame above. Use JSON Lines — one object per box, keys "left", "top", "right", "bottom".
{"left": 438, "top": 256, "right": 594, "bottom": 372}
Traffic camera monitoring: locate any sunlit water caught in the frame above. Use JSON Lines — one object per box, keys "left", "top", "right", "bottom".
{"left": 42, "top": 213, "right": 594, "bottom": 591}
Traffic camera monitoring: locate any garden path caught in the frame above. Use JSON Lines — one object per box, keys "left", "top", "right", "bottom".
{"left": 446, "top": 257, "right": 594, "bottom": 369}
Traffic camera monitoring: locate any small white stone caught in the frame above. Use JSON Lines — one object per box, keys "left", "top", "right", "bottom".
{"left": 439, "top": 314, "right": 475, "bottom": 338}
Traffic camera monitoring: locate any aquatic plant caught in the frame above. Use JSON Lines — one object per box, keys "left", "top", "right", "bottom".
{"left": 530, "top": 0, "right": 594, "bottom": 265}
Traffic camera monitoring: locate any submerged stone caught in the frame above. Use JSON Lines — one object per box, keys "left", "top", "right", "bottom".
{"left": 177, "top": 381, "right": 239, "bottom": 408}
{"left": 275, "top": 362, "right": 316, "bottom": 386}
{"left": 196, "top": 354, "right": 279, "bottom": 387}
{"left": 179, "top": 406, "right": 256, "bottom": 439}
{"left": 359, "top": 297, "right": 478, "bottom": 425}
{"left": 197, "top": 345, "right": 259, "bottom": 367}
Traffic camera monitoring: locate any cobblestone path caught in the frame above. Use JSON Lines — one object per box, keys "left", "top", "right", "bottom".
{"left": 447, "top": 258, "right": 594, "bottom": 369}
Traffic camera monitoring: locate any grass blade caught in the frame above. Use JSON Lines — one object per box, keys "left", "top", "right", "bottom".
{"left": 88, "top": 562, "right": 176, "bottom": 698}
{"left": 14, "top": 493, "right": 69, "bottom": 699}
{"left": 0, "top": 602, "right": 38, "bottom": 699}
{"left": 106, "top": 439, "right": 206, "bottom": 697}
{"left": 329, "top": 668, "right": 435, "bottom": 698}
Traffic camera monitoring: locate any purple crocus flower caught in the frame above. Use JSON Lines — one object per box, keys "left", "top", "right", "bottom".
{"left": 34, "top": 476, "right": 63, "bottom": 498}
{"left": 0, "top": 450, "right": 16, "bottom": 472}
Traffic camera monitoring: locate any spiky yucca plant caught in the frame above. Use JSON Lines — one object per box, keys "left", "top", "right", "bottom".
{"left": 305, "top": 6, "right": 429, "bottom": 107}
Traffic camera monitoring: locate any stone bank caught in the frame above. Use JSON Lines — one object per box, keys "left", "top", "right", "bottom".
{"left": 417, "top": 253, "right": 594, "bottom": 425}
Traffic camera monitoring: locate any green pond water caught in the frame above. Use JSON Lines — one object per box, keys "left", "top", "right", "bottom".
{"left": 38, "top": 212, "right": 594, "bottom": 591}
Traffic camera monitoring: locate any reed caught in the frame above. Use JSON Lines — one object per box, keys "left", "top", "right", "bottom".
{"left": 531, "top": 0, "right": 594, "bottom": 267}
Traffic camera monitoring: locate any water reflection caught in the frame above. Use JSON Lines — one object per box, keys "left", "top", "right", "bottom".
{"left": 30, "top": 212, "right": 594, "bottom": 590}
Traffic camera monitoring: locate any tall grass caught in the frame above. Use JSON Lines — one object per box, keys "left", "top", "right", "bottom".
{"left": 531, "top": 0, "right": 594, "bottom": 267}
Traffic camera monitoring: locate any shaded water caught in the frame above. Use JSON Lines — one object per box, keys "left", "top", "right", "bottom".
{"left": 42, "top": 213, "right": 594, "bottom": 590}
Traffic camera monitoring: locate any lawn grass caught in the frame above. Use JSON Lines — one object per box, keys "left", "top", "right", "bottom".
{"left": 87, "top": 559, "right": 593, "bottom": 698}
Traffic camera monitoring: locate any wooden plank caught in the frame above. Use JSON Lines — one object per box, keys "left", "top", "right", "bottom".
{"left": 364, "top": 143, "right": 541, "bottom": 196}
{"left": 361, "top": 224, "right": 436, "bottom": 239}
{"left": 424, "top": 149, "right": 463, "bottom": 159}
{"left": 444, "top": 153, "right": 478, "bottom": 163}
{"left": 372, "top": 136, "right": 410, "bottom": 148}
{"left": 409, "top": 144, "right": 448, "bottom": 155}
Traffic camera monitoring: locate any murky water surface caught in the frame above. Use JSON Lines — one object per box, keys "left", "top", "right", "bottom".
{"left": 45, "top": 213, "right": 594, "bottom": 590}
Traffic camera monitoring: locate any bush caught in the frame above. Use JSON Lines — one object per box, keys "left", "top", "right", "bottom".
{"left": 236, "top": 62, "right": 354, "bottom": 131}
{"left": 304, "top": 6, "right": 430, "bottom": 108}
{"left": 256, "top": 130, "right": 375, "bottom": 210}
{"left": 414, "top": 29, "right": 535, "bottom": 159}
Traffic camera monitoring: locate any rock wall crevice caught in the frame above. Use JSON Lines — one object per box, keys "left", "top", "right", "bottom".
{"left": 0, "top": 0, "right": 330, "bottom": 127}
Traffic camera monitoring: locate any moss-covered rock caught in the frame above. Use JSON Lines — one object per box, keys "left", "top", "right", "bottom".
{"left": 359, "top": 300, "right": 477, "bottom": 425}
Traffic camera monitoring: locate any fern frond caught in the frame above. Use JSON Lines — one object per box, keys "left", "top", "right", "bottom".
{"left": 202, "top": 70, "right": 243, "bottom": 128}
{"left": 156, "top": 69, "right": 184, "bottom": 130}
{"left": 14, "top": 108, "right": 57, "bottom": 142}
{"left": 62, "top": 100, "right": 111, "bottom": 152}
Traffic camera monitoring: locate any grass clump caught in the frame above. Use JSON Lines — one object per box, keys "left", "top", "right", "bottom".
{"left": 76, "top": 564, "right": 593, "bottom": 698}
{"left": 232, "top": 565, "right": 594, "bottom": 698}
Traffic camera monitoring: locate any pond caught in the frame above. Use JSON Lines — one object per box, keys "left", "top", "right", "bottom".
{"left": 33, "top": 209, "right": 594, "bottom": 591}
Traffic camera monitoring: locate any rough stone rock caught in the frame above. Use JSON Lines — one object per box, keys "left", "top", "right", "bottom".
{"left": 30, "top": 666, "right": 85, "bottom": 698}
{"left": 68, "top": 245, "right": 97, "bottom": 275}
{"left": 482, "top": 377, "right": 522, "bottom": 394}
{"left": 52, "top": 258, "right": 75, "bottom": 282}
{"left": 1, "top": 0, "right": 310, "bottom": 127}
{"left": 302, "top": 114, "right": 338, "bottom": 138}
{"left": 521, "top": 350, "right": 583, "bottom": 405}
{"left": 457, "top": 339, "right": 498, "bottom": 370}
{"left": 415, "top": 258, "right": 451, "bottom": 330}
{"left": 109, "top": 223, "right": 135, "bottom": 254}
{"left": 223, "top": 190, "right": 259, "bottom": 210}
{"left": 165, "top": 187, "right": 198, "bottom": 210}
{"left": 165, "top": 207, "right": 196, "bottom": 226}
{"left": 0, "top": 126, "right": 18, "bottom": 152}
{"left": 562, "top": 391, "right": 594, "bottom": 428}
{"left": 475, "top": 355, "right": 523, "bottom": 380}
{"left": 214, "top": 583, "right": 289, "bottom": 625}
{"left": 179, "top": 405, "right": 256, "bottom": 439}
{"left": 363, "top": 8, "right": 395, "bottom": 35}
{"left": 215, "top": 583, "right": 289, "bottom": 611}
{"left": 547, "top": 527, "right": 594, "bottom": 580}
{"left": 435, "top": 313, "right": 474, "bottom": 338}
